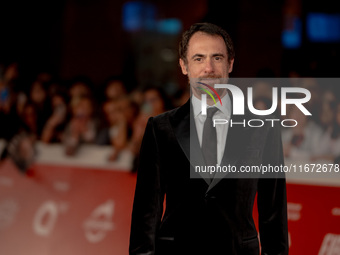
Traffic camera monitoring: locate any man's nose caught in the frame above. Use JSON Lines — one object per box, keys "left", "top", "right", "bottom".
{"left": 204, "top": 59, "right": 215, "bottom": 74}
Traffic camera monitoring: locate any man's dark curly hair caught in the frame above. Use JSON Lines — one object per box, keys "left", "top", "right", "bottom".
{"left": 179, "top": 23, "right": 235, "bottom": 64}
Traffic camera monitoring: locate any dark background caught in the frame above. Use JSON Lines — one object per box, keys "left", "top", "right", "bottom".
{"left": 1, "top": 0, "right": 340, "bottom": 94}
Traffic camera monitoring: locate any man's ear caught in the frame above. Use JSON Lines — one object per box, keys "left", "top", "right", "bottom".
{"left": 179, "top": 58, "right": 188, "bottom": 75}
{"left": 228, "top": 58, "right": 235, "bottom": 73}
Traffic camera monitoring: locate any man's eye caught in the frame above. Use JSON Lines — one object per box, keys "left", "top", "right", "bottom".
{"left": 215, "top": 56, "right": 222, "bottom": 60}
{"left": 194, "top": 58, "right": 202, "bottom": 61}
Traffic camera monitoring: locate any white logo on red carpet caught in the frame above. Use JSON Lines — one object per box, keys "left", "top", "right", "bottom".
{"left": 287, "top": 202, "right": 302, "bottom": 221}
{"left": 319, "top": 233, "right": 340, "bottom": 255}
{"left": 32, "top": 200, "right": 68, "bottom": 236}
{"left": 331, "top": 208, "right": 340, "bottom": 216}
{"left": 83, "top": 200, "right": 115, "bottom": 243}
{"left": 0, "top": 199, "right": 19, "bottom": 230}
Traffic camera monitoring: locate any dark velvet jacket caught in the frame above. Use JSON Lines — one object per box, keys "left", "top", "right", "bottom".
{"left": 129, "top": 99, "right": 289, "bottom": 255}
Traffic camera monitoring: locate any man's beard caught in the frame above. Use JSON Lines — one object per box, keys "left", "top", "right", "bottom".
{"left": 189, "top": 76, "right": 229, "bottom": 100}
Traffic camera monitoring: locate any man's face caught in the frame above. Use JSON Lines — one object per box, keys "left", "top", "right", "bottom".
{"left": 179, "top": 32, "right": 234, "bottom": 100}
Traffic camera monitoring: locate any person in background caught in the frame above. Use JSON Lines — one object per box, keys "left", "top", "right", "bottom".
{"left": 252, "top": 79, "right": 274, "bottom": 99}
{"left": 129, "top": 86, "right": 170, "bottom": 172}
{"left": 29, "top": 79, "right": 52, "bottom": 137}
{"left": 0, "top": 62, "right": 21, "bottom": 140}
{"left": 253, "top": 96, "right": 276, "bottom": 112}
{"left": 68, "top": 76, "right": 93, "bottom": 114}
{"left": 312, "top": 99, "right": 340, "bottom": 162}
{"left": 95, "top": 75, "right": 129, "bottom": 150}
{"left": 5, "top": 131, "right": 36, "bottom": 172}
{"left": 0, "top": 100, "right": 39, "bottom": 172}
{"left": 143, "top": 86, "right": 171, "bottom": 116}
{"left": 129, "top": 88, "right": 144, "bottom": 107}
{"left": 282, "top": 104, "right": 323, "bottom": 159}
{"left": 63, "top": 96, "right": 97, "bottom": 156}
{"left": 41, "top": 90, "right": 68, "bottom": 143}
{"left": 69, "top": 76, "right": 92, "bottom": 99}
{"left": 103, "top": 76, "right": 127, "bottom": 101}
{"left": 132, "top": 86, "right": 170, "bottom": 137}
{"left": 20, "top": 102, "right": 38, "bottom": 136}
{"left": 97, "top": 95, "right": 140, "bottom": 160}
{"left": 0, "top": 63, "right": 37, "bottom": 171}
{"left": 317, "top": 89, "right": 336, "bottom": 131}
{"left": 119, "top": 96, "right": 140, "bottom": 138}
{"left": 100, "top": 99, "right": 128, "bottom": 160}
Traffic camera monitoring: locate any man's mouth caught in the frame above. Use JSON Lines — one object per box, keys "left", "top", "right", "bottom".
{"left": 198, "top": 77, "right": 225, "bottom": 84}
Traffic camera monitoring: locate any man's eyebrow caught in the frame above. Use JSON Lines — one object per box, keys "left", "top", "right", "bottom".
{"left": 191, "top": 53, "right": 225, "bottom": 59}
{"left": 191, "top": 54, "right": 205, "bottom": 59}
{"left": 211, "top": 53, "right": 225, "bottom": 57}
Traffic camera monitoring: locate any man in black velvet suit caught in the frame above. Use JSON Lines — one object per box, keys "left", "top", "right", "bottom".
{"left": 130, "top": 23, "right": 288, "bottom": 255}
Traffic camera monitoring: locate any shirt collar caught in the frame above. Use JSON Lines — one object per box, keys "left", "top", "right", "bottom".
{"left": 192, "top": 93, "right": 231, "bottom": 118}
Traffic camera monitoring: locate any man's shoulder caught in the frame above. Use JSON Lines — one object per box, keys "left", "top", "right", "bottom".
{"left": 153, "top": 107, "right": 179, "bottom": 121}
{"left": 153, "top": 100, "right": 190, "bottom": 123}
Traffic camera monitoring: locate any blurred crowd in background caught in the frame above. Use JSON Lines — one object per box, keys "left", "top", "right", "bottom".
{"left": 1, "top": 61, "right": 340, "bottom": 172}
{"left": 252, "top": 77, "right": 340, "bottom": 165}
{"left": 0, "top": 61, "right": 190, "bottom": 171}
{"left": 0, "top": 0, "right": 339, "bottom": 172}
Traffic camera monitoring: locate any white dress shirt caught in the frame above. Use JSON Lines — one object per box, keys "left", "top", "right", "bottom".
{"left": 192, "top": 94, "right": 231, "bottom": 165}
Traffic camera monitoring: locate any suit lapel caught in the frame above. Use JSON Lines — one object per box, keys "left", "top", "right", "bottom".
{"left": 170, "top": 98, "right": 252, "bottom": 190}
{"left": 170, "top": 99, "right": 211, "bottom": 185}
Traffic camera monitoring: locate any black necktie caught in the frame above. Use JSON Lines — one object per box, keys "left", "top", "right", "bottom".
{"left": 202, "top": 107, "right": 219, "bottom": 169}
